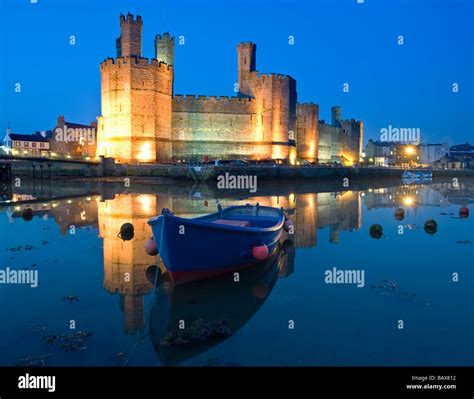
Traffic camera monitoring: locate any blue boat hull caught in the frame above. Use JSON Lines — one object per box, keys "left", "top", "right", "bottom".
{"left": 148, "top": 205, "right": 285, "bottom": 283}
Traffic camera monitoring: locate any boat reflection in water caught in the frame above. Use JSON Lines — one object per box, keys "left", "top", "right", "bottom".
{"left": 146, "top": 238, "right": 295, "bottom": 366}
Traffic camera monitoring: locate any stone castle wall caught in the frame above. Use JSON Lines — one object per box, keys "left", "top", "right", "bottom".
{"left": 340, "top": 119, "right": 363, "bottom": 161}
{"left": 296, "top": 103, "right": 319, "bottom": 162}
{"left": 318, "top": 119, "right": 362, "bottom": 164}
{"left": 171, "top": 95, "right": 268, "bottom": 160}
{"left": 318, "top": 123, "right": 340, "bottom": 163}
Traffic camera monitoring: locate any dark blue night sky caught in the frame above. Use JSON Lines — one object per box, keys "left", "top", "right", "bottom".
{"left": 1, "top": 0, "right": 472, "bottom": 145}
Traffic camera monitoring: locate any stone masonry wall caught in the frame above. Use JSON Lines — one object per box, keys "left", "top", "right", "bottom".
{"left": 171, "top": 95, "right": 274, "bottom": 161}
{"left": 97, "top": 57, "right": 173, "bottom": 163}
{"left": 296, "top": 103, "right": 318, "bottom": 162}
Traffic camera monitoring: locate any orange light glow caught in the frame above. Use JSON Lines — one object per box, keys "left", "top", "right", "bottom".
{"left": 403, "top": 196, "right": 414, "bottom": 206}
{"left": 405, "top": 146, "right": 415, "bottom": 155}
{"left": 138, "top": 195, "right": 154, "bottom": 214}
{"left": 137, "top": 143, "right": 154, "bottom": 162}
{"left": 340, "top": 152, "right": 354, "bottom": 166}
{"left": 289, "top": 148, "right": 297, "bottom": 165}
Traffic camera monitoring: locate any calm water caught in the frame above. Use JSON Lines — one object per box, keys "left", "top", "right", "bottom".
{"left": 0, "top": 178, "right": 473, "bottom": 366}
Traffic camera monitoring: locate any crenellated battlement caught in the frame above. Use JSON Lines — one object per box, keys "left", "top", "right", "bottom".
{"left": 100, "top": 56, "right": 173, "bottom": 71}
{"left": 298, "top": 102, "right": 318, "bottom": 109}
{"left": 120, "top": 12, "right": 142, "bottom": 24}
{"left": 238, "top": 41, "right": 255, "bottom": 48}
{"left": 156, "top": 32, "right": 174, "bottom": 43}
{"left": 256, "top": 72, "right": 293, "bottom": 83}
{"left": 172, "top": 94, "right": 255, "bottom": 113}
{"left": 173, "top": 94, "right": 254, "bottom": 103}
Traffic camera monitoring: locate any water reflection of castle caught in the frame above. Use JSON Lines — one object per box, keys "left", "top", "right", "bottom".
{"left": 3, "top": 182, "right": 472, "bottom": 338}
{"left": 4, "top": 189, "right": 364, "bottom": 334}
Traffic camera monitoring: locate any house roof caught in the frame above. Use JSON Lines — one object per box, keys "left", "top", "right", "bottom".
{"left": 435, "top": 154, "right": 468, "bottom": 163}
{"left": 8, "top": 133, "right": 49, "bottom": 143}
{"left": 63, "top": 121, "right": 93, "bottom": 129}
{"left": 36, "top": 130, "right": 53, "bottom": 139}
{"left": 450, "top": 142, "right": 474, "bottom": 152}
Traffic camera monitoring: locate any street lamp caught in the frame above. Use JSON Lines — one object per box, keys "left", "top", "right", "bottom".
{"left": 405, "top": 146, "right": 415, "bottom": 155}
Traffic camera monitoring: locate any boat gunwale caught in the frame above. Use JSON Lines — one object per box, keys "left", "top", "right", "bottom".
{"left": 148, "top": 205, "right": 285, "bottom": 234}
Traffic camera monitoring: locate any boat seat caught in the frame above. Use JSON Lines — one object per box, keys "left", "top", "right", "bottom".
{"left": 212, "top": 219, "right": 250, "bottom": 227}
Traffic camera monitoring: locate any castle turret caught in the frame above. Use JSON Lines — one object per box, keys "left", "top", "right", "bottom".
{"left": 155, "top": 32, "right": 175, "bottom": 66}
{"left": 118, "top": 13, "right": 143, "bottom": 57}
{"left": 331, "top": 106, "right": 342, "bottom": 127}
{"left": 237, "top": 42, "right": 256, "bottom": 97}
{"left": 97, "top": 14, "right": 173, "bottom": 163}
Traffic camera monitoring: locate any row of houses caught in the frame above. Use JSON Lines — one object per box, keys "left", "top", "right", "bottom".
{"left": 364, "top": 140, "right": 474, "bottom": 169}
{"left": 1, "top": 116, "right": 97, "bottom": 159}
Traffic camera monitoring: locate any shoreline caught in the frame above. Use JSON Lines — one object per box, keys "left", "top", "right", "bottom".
{"left": 2, "top": 174, "right": 473, "bottom": 209}
{"left": 3, "top": 159, "right": 474, "bottom": 181}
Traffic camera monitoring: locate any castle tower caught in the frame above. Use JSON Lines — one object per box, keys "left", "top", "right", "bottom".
{"left": 97, "top": 14, "right": 174, "bottom": 163}
{"left": 117, "top": 13, "right": 142, "bottom": 57}
{"left": 236, "top": 41, "right": 297, "bottom": 161}
{"left": 155, "top": 33, "right": 175, "bottom": 66}
{"left": 331, "top": 106, "right": 342, "bottom": 127}
{"left": 237, "top": 42, "right": 257, "bottom": 97}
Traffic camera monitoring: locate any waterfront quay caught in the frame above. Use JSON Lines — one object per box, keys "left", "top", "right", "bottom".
{"left": 2, "top": 157, "right": 474, "bottom": 181}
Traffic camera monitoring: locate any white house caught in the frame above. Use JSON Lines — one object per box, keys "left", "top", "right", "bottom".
{"left": 3, "top": 128, "right": 50, "bottom": 157}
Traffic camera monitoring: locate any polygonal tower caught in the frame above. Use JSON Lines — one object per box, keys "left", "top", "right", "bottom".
{"left": 237, "top": 42, "right": 257, "bottom": 97}
{"left": 97, "top": 13, "right": 174, "bottom": 163}
{"left": 117, "top": 13, "right": 142, "bottom": 57}
{"left": 155, "top": 32, "right": 175, "bottom": 66}
{"left": 331, "top": 106, "right": 342, "bottom": 127}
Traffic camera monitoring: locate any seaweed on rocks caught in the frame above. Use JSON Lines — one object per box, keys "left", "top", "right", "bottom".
{"left": 42, "top": 331, "right": 92, "bottom": 352}
{"left": 370, "top": 280, "right": 430, "bottom": 306}
{"left": 160, "top": 319, "right": 232, "bottom": 348}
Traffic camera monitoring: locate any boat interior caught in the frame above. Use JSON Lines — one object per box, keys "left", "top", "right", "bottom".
{"left": 196, "top": 206, "right": 282, "bottom": 228}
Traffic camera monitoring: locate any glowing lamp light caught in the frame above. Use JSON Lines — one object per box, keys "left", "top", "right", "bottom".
{"left": 289, "top": 148, "right": 297, "bottom": 165}
{"left": 340, "top": 152, "right": 354, "bottom": 166}
{"left": 405, "top": 146, "right": 415, "bottom": 155}
{"left": 272, "top": 146, "right": 283, "bottom": 161}
{"left": 403, "top": 196, "right": 414, "bottom": 206}
{"left": 137, "top": 143, "right": 154, "bottom": 162}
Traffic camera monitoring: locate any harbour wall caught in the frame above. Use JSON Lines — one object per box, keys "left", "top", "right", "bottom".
{"left": 4, "top": 158, "right": 474, "bottom": 181}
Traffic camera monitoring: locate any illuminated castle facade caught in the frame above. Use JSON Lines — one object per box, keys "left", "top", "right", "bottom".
{"left": 96, "top": 13, "right": 362, "bottom": 164}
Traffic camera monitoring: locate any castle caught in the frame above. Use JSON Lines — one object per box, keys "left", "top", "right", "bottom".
{"left": 96, "top": 13, "right": 362, "bottom": 164}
